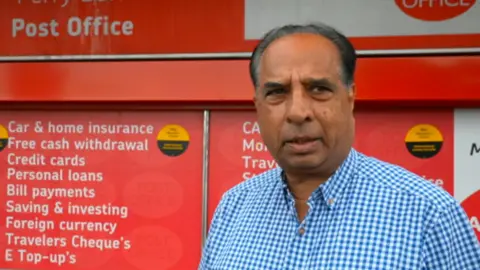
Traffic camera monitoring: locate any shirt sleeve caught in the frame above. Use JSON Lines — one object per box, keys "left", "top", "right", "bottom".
{"left": 198, "top": 193, "right": 228, "bottom": 270}
{"left": 423, "top": 200, "right": 480, "bottom": 270}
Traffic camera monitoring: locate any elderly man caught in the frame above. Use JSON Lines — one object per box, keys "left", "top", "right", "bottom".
{"left": 199, "top": 22, "right": 480, "bottom": 269}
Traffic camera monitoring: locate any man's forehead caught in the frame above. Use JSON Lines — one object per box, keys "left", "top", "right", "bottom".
{"left": 267, "top": 32, "right": 335, "bottom": 50}
{"left": 259, "top": 34, "right": 342, "bottom": 83}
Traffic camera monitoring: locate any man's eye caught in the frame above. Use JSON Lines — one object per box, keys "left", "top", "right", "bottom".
{"left": 311, "top": 86, "right": 330, "bottom": 92}
{"left": 265, "top": 89, "right": 285, "bottom": 96}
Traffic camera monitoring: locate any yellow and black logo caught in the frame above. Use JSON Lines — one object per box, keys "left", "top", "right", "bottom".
{"left": 0, "top": 124, "right": 9, "bottom": 152}
{"left": 405, "top": 124, "right": 443, "bottom": 159}
{"left": 156, "top": 124, "right": 190, "bottom": 157}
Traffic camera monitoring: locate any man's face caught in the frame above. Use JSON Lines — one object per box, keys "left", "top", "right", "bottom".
{"left": 254, "top": 33, "right": 355, "bottom": 175}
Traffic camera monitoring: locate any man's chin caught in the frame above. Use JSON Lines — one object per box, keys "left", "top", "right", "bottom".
{"left": 282, "top": 155, "right": 326, "bottom": 172}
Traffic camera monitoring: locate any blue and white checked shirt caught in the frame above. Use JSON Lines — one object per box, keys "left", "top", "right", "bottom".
{"left": 199, "top": 148, "right": 480, "bottom": 269}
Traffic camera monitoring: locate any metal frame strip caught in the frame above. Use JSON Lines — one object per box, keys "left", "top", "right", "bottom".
{"left": 201, "top": 109, "right": 211, "bottom": 249}
{"left": 0, "top": 47, "right": 479, "bottom": 62}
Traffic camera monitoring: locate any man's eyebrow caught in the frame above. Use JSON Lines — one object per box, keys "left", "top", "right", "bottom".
{"left": 303, "top": 78, "right": 337, "bottom": 89}
{"left": 304, "top": 78, "right": 333, "bottom": 85}
{"left": 260, "top": 78, "right": 336, "bottom": 91}
{"left": 262, "top": 81, "right": 285, "bottom": 89}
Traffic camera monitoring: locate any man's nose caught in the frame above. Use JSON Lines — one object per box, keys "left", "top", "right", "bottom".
{"left": 286, "top": 86, "right": 313, "bottom": 124}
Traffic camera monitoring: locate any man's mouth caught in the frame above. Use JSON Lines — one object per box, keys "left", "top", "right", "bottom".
{"left": 286, "top": 137, "right": 319, "bottom": 144}
{"left": 284, "top": 137, "right": 320, "bottom": 153}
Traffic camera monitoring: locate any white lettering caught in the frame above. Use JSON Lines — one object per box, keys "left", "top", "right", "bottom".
{"left": 88, "top": 123, "right": 155, "bottom": 134}
{"left": 7, "top": 168, "right": 64, "bottom": 181}
{"left": 11, "top": 18, "right": 59, "bottom": 38}
{"left": 402, "top": 0, "right": 471, "bottom": 8}
{"left": 5, "top": 249, "right": 13, "bottom": 262}
{"left": 68, "top": 16, "right": 134, "bottom": 37}
{"left": 242, "top": 156, "right": 277, "bottom": 169}
{"left": 242, "top": 171, "right": 257, "bottom": 180}
{"left": 5, "top": 232, "right": 67, "bottom": 247}
{"left": 7, "top": 153, "right": 46, "bottom": 166}
{"left": 7, "top": 184, "right": 28, "bottom": 197}
{"left": 242, "top": 138, "right": 268, "bottom": 152}
{"left": 242, "top": 121, "right": 260, "bottom": 134}
{"left": 71, "top": 235, "right": 128, "bottom": 251}
{"left": 32, "top": 186, "right": 95, "bottom": 200}
{"left": 68, "top": 169, "right": 103, "bottom": 182}
{"left": 8, "top": 121, "right": 30, "bottom": 133}
{"left": 422, "top": 175, "right": 444, "bottom": 188}
{"left": 41, "top": 138, "right": 70, "bottom": 150}
{"left": 67, "top": 202, "right": 129, "bottom": 219}
{"left": 17, "top": 249, "right": 42, "bottom": 264}
{"left": 13, "top": 248, "right": 75, "bottom": 265}
{"left": 50, "top": 155, "right": 85, "bottom": 166}
{"left": 8, "top": 137, "right": 36, "bottom": 150}
{"left": 74, "top": 138, "right": 149, "bottom": 151}
{"left": 6, "top": 200, "right": 49, "bottom": 216}
{"left": 17, "top": 0, "right": 71, "bottom": 7}
{"left": 47, "top": 122, "right": 83, "bottom": 134}
{"left": 59, "top": 221, "right": 117, "bottom": 234}
{"left": 471, "top": 216, "right": 480, "bottom": 232}
{"left": 6, "top": 216, "right": 55, "bottom": 233}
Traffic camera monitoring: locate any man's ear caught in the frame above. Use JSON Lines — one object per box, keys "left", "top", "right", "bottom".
{"left": 348, "top": 83, "right": 356, "bottom": 111}
{"left": 253, "top": 90, "right": 259, "bottom": 108}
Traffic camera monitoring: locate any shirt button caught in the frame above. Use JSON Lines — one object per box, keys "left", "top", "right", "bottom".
{"left": 299, "top": 227, "right": 305, "bottom": 235}
{"left": 328, "top": 198, "right": 335, "bottom": 205}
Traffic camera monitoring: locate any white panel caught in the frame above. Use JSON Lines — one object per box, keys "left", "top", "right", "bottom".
{"left": 244, "top": 0, "right": 480, "bottom": 39}
{"left": 454, "top": 109, "right": 480, "bottom": 203}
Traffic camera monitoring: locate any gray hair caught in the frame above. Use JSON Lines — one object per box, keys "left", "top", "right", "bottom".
{"left": 249, "top": 22, "right": 356, "bottom": 90}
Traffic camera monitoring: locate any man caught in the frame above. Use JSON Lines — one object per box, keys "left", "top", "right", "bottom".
{"left": 199, "top": 22, "right": 480, "bottom": 269}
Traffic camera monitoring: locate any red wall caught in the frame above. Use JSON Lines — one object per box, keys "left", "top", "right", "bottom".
{"left": 1, "top": 56, "right": 480, "bottom": 106}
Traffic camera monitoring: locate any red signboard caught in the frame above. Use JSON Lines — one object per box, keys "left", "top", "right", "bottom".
{"left": 0, "top": 111, "right": 204, "bottom": 269}
{"left": 1, "top": 56, "right": 480, "bottom": 105}
{"left": 208, "top": 109, "right": 454, "bottom": 225}
{"left": 0, "top": 0, "right": 248, "bottom": 57}
{"left": 0, "top": 0, "right": 479, "bottom": 57}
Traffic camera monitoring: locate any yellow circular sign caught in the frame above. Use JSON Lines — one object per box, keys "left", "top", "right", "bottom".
{"left": 156, "top": 124, "right": 190, "bottom": 157}
{"left": 0, "top": 124, "right": 9, "bottom": 152}
{"left": 405, "top": 124, "right": 443, "bottom": 159}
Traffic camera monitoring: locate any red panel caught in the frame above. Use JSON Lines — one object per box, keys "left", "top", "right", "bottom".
{"left": 0, "top": 0, "right": 479, "bottom": 55}
{"left": 0, "top": 56, "right": 479, "bottom": 104}
{"left": 461, "top": 191, "right": 480, "bottom": 241}
{"left": 0, "top": 111, "right": 203, "bottom": 269}
{"left": 354, "top": 109, "right": 454, "bottom": 195}
{"left": 208, "top": 111, "right": 273, "bottom": 224}
{"left": 208, "top": 109, "right": 454, "bottom": 226}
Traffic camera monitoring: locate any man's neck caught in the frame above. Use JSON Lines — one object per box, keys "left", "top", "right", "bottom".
{"left": 285, "top": 173, "right": 329, "bottom": 200}
{"left": 284, "top": 148, "right": 351, "bottom": 200}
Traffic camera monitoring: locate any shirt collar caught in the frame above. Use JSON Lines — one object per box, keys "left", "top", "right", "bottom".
{"left": 280, "top": 148, "right": 358, "bottom": 209}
